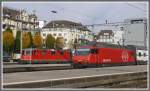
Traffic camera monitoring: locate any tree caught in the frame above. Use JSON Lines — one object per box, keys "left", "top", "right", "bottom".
{"left": 33, "top": 32, "right": 42, "bottom": 48}
{"left": 5, "top": 27, "right": 13, "bottom": 33}
{"left": 68, "top": 40, "right": 74, "bottom": 49}
{"left": 14, "top": 31, "right": 21, "bottom": 51}
{"left": 3, "top": 31, "right": 14, "bottom": 55}
{"left": 28, "top": 32, "right": 33, "bottom": 48}
{"left": 55, "top": 37, "right": 65, "bottom": 49}
{"left": 22, "top": 32, "right": 31, "bottom": 49}
{"left": 45, "top": 34, "right": 55, "bottom": 49}
{"left": 74, "top": 38, "right": 78, "bottom": 49}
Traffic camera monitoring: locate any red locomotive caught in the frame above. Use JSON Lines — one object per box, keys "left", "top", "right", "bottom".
{"left": 19, "top": 49, "right": 72, "bottom": 64}
{"left": 19, "top": 42, "right": 137, "bottom": 68}
{"left": 72, "top": 43, "right": 137, "bottom": 68}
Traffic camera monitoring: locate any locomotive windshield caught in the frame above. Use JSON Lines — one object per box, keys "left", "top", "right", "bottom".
{"left": 74, "top": 48, "right": 90, "bottom": 56}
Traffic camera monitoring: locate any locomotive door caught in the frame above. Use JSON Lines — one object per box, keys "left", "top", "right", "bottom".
{"left": 90, "top": 48, "right": 98, "bottom": 64}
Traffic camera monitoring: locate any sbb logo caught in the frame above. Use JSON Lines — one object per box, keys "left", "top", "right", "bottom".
{"left": 122, "top": 51, "right": 129, "bottom": 62}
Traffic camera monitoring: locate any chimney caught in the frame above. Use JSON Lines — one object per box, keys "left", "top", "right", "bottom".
{"left": 105, "top": 20, "right": 108, "bottom": 24}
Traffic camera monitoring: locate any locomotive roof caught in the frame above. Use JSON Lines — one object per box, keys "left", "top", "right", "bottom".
{"left": 79, "top": 42, "right": 136, "bottom": 50}
{"left": 22, "top": 48, "right": 70, "bottom": 51}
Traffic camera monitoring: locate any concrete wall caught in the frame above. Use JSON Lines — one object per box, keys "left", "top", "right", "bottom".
{"left": 123, "top": 18, "right": 147, "bottom": 47}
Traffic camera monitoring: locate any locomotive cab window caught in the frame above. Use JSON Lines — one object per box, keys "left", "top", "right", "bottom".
{"left": 95, "top": 49, "right": 98, "bottom": 54}
{"left": 90, "top": 49, "right": 98, "bottom": 54}
{"left": 75, "top": 49, "right": 90, "bottom": 56}
{"left": 51, "top": 51, "right": 55, "bottom": 55}
{"left": 60, "top": 50, "right": 64, "bottom": 55}
{"left": 90, "top": 49, "right": 95, "bottom": 54}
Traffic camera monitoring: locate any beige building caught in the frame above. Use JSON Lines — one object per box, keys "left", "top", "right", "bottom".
{"left": 2, "top": 7, "right": 39, "bottom": 37}
{"left": 42, "top": 20, "right": 93, "bottom": 48}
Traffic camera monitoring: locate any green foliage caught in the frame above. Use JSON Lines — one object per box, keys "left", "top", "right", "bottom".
{"left": 22, "top": 32, "right": 31, "bottom": 49}
{"left": 28, "top": 32, "right": 33, "bottom": 48}
{"left": 46, "top": 34, "right": 55, "bottom": 49}
{"left": 5, "top": 27, "right": 13, "bottom": 33}
{"left": 14, "top": 31, "right": 21, "bottom": 51}
{"left": 55, "top": 37, "right": 64, "bottom": 49}
{"left": 33, "top": 32, "right": 42, "bottom": 48}
{"left": 3, "top": 30, "right": 14, "bottom": 54}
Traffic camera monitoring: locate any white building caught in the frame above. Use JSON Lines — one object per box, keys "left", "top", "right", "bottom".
{"left": 97, "top": 25, "right": 124, "bottom": 45}
{"left": 2, "top": 7, "right": 39, "bottom": 38}
{"left": 41, "top": 20, "right": 93, "bottom": 48}
{"left": 38, "top": 20, "right": 46, "bottom": 29}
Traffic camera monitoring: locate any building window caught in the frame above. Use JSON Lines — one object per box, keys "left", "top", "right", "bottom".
{"left": 58, "top": 33, "right": 62, "bottom": 36}
{"left": 143, "top": 53, "right": 146, "bottom": 57}
{"left": 34, "top": 19, "right": 36, "bottom": 22}
{"left": 138, "top": 52, "right": 142, "bottom": 57}
{"left": 16, "top": 16, "right": 19, "bottom": 20}
{"left": 55, "top": 24, "right": 59, "bottom": 26}
{"left": 131, "top": 19, "right": 143, "bottom": 24}
{"left": 62, "top": 24, "right": 65, "bottom": 27}
{"left": 43, "top": 33, "right": 46, "bottom": 37}
{"left": 65, "top": 39, "right": 67, "bottom": 42}
{"left": 104, "top": 33, "right": 109, "bottom": 36}
{"left": 53, "top": 33, "right": 57, "bottom": 36}
{"left": 103, "top": 36, "right": 106, "bottom": 39}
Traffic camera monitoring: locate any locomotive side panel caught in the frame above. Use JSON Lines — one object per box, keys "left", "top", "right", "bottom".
{"left": 98, "top": 48, "right": 136, "bottom": 64}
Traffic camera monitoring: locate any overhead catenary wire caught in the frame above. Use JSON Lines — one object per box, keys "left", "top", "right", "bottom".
{"left": 126, "top": 3, "right": 147, "bottom": 12}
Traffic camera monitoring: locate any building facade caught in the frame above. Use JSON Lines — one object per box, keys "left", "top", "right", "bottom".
{"left": 41, "top": 20, "right": 93, "bottom": 48}
{"left": 97, "top": 25, "right": 124, "bottom": 45}
{"left": 38, "top": 20, "right": 47, "bottom": 29}
{"left": 123, "top": 18, "right": 147, "bottom": 47}
{"left": 2, "top": 7, "right": 39, "bottom": 37}
{"left": 97, "top": 30, "right": 114, "bottom": 43}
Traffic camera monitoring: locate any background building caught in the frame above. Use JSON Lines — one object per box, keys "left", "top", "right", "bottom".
{"left": 2, "top": 7, "right": 39, "bottom": 37}
{"left": 97, "top": 25, "right": 124, "bottom": 45}
{"left": 42, "top": 20, "right": 93, "bottom": 48}
{"left": 123, "top": 18, "right": 147, "bottom": 48}
{"left": 38, "top": 20, "right": 47, "bottom": 29}
{"left": 97, "top": 30, "right": 114, "bottom": 43}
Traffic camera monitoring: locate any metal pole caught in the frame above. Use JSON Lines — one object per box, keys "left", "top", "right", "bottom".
{"left": 51, "top": 10, "right": 57, "bottom": 49}
{"left": 144, "top": 22, "right": 147, "bottom": 48}
{"left": 20, "top": 30, "right": 22, "bottom": 58}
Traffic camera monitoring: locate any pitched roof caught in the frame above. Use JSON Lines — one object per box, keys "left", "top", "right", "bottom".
{"left": 3, "top": 7, "right": 20, "bottom": 20}
{"left": 98, "top": 30, "right": 114, "bottom": 36}
{"left": 43, "top": 20, "right": 90, "bottom": 31}
{"left": 3, "top": 7, "right": 38, "bottom": 21}
{"left": 29, "top": 14, "right": 37, "bottom": 18}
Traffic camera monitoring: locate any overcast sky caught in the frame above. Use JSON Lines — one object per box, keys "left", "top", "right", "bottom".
{"left": 2, "top": 2, "right": 148, "bottom": 33}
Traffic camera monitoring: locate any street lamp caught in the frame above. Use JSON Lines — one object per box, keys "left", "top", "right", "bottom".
{"left": 51, "top": 10, "right": 57, "bottom": 48}
{"left": 51, "top": 10, "right": 57, "bottom": 29}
